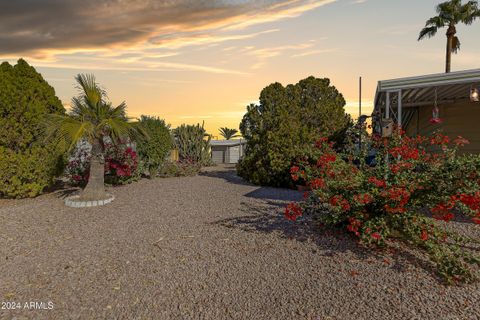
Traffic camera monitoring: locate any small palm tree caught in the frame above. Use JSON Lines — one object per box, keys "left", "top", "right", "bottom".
{"left": 418, "top": 0, "right": 480, "bottom": 73}
{"left": 219, "top": 127, "right": 240, "bottom": 140}
{"left": 45, "top": 74, "right": 144, "bottom": 202}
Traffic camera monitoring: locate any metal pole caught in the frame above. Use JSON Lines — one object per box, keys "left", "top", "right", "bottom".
{"left": 386, "top": 92, "right": 390, "bottom": 119}
{"left": 398, "top": 89, "right": 402, "bottom": 129}
{"left": 359, "top": 76, "right": 362, "bottom": 118}
{"left": 359, "top": 76, "right": 362, "bottom": 152}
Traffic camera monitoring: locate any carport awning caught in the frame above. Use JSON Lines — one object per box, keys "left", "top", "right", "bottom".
{"left": 373, "top": 69, "right": 480, "bottom": 127}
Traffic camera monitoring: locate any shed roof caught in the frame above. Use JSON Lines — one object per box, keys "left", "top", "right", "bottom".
{"left": 210, "top": 139, "right": 246, "bottom": 147}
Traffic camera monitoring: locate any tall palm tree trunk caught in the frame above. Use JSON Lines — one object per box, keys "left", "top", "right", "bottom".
{"left": 80, "top": 140, "right": 107, "bottom": 201}
{"left": 445, "top": 24, "right": 456, "bottom": 73}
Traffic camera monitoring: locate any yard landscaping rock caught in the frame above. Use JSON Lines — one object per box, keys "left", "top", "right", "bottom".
{"left": 0, "top": 165, "right": 479, "bottom": 319}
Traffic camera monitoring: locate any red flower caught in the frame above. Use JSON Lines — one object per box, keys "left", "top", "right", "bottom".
{"left": 368, "top": 177, "right": 386, "bottom": 188}
{"left": 347, "top": 217, "right": 362, "bottom": 236}
{"left": 432, "top": 203, "right": 455, "bottom": 222}
{"left": 285, "top": 203, "right": 302, "bottom": 221}
{"left": 371, "top": 232, "right": 382, "bottom": 240}
{"left": 309, "top": 178, "right": 325, "bottom": 189}
{"left": 330, "top": 195, "right": 351, "bottom": 212}
{"left": 317, "top": 154, "right": 336, "bottom": 167}
{"left": 354, "top": 193, "right": 374, "bottom": 205}
{"left": 290, "top": 166, "right": 300, "bottom": 174}
{"left": 315, "top": 137, "right": 329, "bottom": 148}
{"left": 420, "top": 230, "right": 428, "bottom": 241}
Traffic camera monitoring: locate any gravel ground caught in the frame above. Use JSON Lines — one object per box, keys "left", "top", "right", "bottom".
{"left": 1, "top": 165, "right": 479, "bottom": 320}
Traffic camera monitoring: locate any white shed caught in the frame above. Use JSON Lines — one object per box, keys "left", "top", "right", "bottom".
{"left": 210, "top": 139, "right": 246, "bottom": 164}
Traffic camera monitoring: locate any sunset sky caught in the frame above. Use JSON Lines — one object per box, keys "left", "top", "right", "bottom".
{"left": 1, "top": 0, "right": 479, "bottom": 137}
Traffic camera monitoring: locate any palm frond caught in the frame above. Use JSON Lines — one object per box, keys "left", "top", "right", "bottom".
{"left": 418, "top": 26, "right": 439, "bottom": 40}
{"left": 452, "top": 36, "right": 461, "bottom": 53}
{"left": 75, "top": 74, "right": 105, "bottom": 110}
{"left": 42, "top": 114, "right": 94, "bottom": 152}
{"left": 460, "top": 1, "right": 480, "bottom": 24}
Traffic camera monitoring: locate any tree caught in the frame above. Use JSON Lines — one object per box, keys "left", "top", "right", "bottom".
{"left": 45, "top": 74, "right": 144, "bottom": 202}
{"left": 237, "top": 76, "right": 349, "bottom": 187}
{"left": 219, "top": 127, "right": 239, "bottom": 140}
{"left": 0, "top": 59, "right": 65, "bottom": 198}
{"left": 136, "top": 115, "right": 173, "bottom": 177}
{"left": 418, "top": 0, "right": 480, "bottom": 73}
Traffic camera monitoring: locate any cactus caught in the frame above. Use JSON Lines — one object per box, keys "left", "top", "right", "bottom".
{"left": 173, "top": 122, "right": 214, "bottom": 166}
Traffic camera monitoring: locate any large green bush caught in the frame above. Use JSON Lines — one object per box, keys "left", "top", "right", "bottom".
{"left": 0, "top": 59, "right": 65, "bottom": 198}
{"left": 237, "top": 76, "right": 349, "bottom": 187}
{"left": 136, "top": 115, "right": 173, "bottom": 177}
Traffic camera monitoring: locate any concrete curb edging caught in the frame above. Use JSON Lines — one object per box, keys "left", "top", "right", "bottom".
{"left": 65, "top": 194, "right": 115, "bottom": 208}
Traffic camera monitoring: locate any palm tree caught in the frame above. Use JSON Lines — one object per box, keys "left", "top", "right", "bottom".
{"left": 45, "top": 74, "right": 144, "bottom": 202}
{"left": 219, "top": 127, "right": 240, "bottom": 140}
{"left": 418, "top": 0, "right": 480, "bottom": 73}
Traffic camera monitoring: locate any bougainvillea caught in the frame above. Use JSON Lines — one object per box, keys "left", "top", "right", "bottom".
{"left": 65, "top": 141, "right": 139, "bottom": 186}
{"left": 287, "top": 127, "right": 480, "bottom": 283}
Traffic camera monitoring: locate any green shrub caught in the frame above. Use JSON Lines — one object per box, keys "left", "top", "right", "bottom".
{"left": 0, "top": 146, "right": 63, "bottom": 198}
{"left": 174, "top": 123, "right": 213, "bottom": 166}
{"left": 237, "top": 76, "right": 349, "bottom": 187}
{"left": 136, "top": 115, "right": 173, "bottom": 177}
{"left": 158, "top": 160, "right": 201, "bottom": 177}
{"left": 0, "top": 59, "right": 65, "bottom": 198}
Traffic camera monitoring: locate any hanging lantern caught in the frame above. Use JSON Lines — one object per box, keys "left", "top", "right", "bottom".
{"left": 471, "top": 87, "right": 479, "bottom": 102}
{"left": 429, "top": 88, "right": 443, "bottom": 124}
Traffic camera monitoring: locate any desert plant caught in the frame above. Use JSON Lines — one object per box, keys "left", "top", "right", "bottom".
{"left": 237, "top": 76, "right": 349, "bottom": 187}
{"left": 44, "top": 74, "right": 145, "bottom": 202}
{"left": 419, "top": 0, "right": 480, "bottom": 73}
{"left": 287, "top": 129, "right": 480, "bottom": 283}
{"left": 173, "top": 122, "right": 213, "bottom": 166}
{"left": 136, "top": 115, "right": 173, "bottom": 177}
{"left": 219, "top": 127, "right": 239, "bottom": 140}
{"left": 0, "top": 59, "right": 65, "bottom": 198}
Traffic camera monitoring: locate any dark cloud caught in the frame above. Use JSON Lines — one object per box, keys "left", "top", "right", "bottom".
{"left": 0, "top": 0, "right": 324, "bottom": 57}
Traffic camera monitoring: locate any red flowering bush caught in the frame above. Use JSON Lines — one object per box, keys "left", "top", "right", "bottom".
{"left": 287, "top": 128, "right": 480, "bottom": 283}
{"left": 65, "top": 141, "right": 140, "bottom": 186}
{"left": 104, "top": 143, "right": 139, "bottom": 185}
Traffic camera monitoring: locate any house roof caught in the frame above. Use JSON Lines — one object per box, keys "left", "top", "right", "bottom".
{"left": 210, "top": 139, "right": 246, "bottom": 147}
{"left": 374, "top": 68, "right": 480, "bottom": 111}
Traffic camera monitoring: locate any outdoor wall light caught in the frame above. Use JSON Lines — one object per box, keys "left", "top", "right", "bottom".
{"left": 471, "top": 87, "right": 479, "bottom": 102}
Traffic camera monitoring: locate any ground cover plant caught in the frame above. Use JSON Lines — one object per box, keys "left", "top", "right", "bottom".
{"left": 287, "top": 127, "right": 480, "bottom": 283}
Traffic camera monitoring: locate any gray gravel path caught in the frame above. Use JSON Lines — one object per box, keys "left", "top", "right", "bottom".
{"left": 0, "top": 165, "right": 479, "bottom": 320}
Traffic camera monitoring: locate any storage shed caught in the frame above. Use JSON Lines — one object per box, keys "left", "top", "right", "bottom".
{"left": 210, "top": 139, "right": 246, "bottom": 164}
{"left": 373, "top": 69, "right": 480, "bottom": 153}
